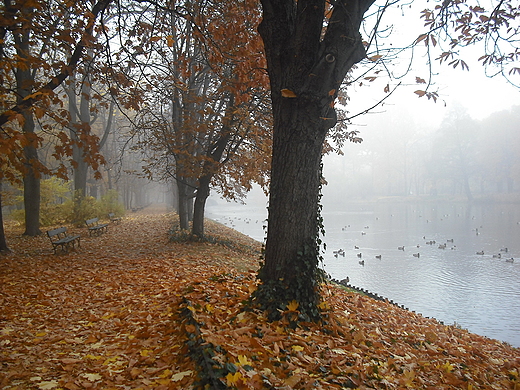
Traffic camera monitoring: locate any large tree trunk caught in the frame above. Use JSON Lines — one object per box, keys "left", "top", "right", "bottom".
{"left": 258, "top": 99, "right": 328, "bottom": 318}
{"left": 254, "top": 0, "right": 374, "bottom": 320}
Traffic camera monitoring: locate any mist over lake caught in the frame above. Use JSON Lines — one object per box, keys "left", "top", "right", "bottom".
{"left": 207, "top": 199, "right": 520, "bottom": 348}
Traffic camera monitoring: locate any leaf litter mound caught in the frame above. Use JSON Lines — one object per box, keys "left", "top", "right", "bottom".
{"left": 0, "top": 204, "right": 518, "bottom": 389}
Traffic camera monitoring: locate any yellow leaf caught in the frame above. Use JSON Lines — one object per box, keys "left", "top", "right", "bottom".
{"left": 204, "top": 303, "right": 213, "bottom": 313}
{"left": 402, "top": 369, "right": 415, "bottom": 386}
{"left": 35, "top": 332, "right": 47, "bottom": 337}
{"left": 286, "top": 300, "right": 299, "bottom": 311}
{"left": 159, "top": 369, "right": 172, "bottom": 378}
{"left": 140, "top": 349, "right": 151, "bottom": 357}
{"left": 85, "top": 354, "right": 102, "bottom": 360}
{"left": 226, "top": 371, "right": 242, "bottom": 386}
{"left": 281, "top": 89, "right": 297, "bottom": 98}
{"left": 171, "top": 370, "right": 193, "bottom": 382}
{"left": 238, "top": 354, "right": 252, "bottom": 366}
{"left": 318, "top": 301, "right": 331, "bottom": 310}
{"left": 103, "top": 357, "right": 117, "bottom": 365}
{"left": 442, "top": 361, "right": 454, "bottom": 373}
{"left": 292, "top": 345, "right": 304, "bottom": 352}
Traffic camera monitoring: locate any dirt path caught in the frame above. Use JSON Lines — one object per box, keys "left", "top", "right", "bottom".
{"left": 0, "top": 205, "right": 259, "bottom": 389}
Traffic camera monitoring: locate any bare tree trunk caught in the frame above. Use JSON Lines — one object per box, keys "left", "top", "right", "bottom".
{"left": 15, "top": 10, "right": 41, "bottom": 236}
{"left": 192, "top": 175, "right": 211, "bottom": 237}
{"left": 177, "top": 179, "right": 191, "bottom": 230}
{"left": 0, "top": 181, "right": 10, "bottom": 253}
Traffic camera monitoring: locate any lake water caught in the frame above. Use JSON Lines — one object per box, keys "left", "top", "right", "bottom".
{"left": 206, "top": 200, "right": 520, "bottom": 348}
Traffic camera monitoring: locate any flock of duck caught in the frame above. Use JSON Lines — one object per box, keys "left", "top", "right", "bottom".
{"left": 333, "top": 226, "right": 516, "bottom": 266}
{"left": 477, "top": 247, "right": 515, "bottom": 262}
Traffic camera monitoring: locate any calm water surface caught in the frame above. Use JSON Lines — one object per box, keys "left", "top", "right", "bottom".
{"left": 206, "top": 201, "right": 520, "bottom": 347}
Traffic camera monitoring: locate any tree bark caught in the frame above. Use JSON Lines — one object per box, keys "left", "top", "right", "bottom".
{"left": 191, "top": 95, "right": 235, "bottom": 238}
{"left": 177, "top": 179, "right": 192, "bottom": 230}
{"left": 15, "top": 6, "right": 41, "bottom": 236}
{"left": 0, "top": 181, "right": 11, "bottom": 253}
{"left": 254, "top": 0, "right": 375, "bottom": 320}
{"left": 192, "top": 174, "right": 211, "bottom": 237}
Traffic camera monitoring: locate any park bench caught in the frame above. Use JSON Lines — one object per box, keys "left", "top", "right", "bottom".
{"left": 47, "top": 227, "right": 81, "bottom": 254}
{"left": 108, "top": 212, "right": 122, "bottom": 224}
{"left": 85, "top": 217, "right": 109, "bottom": 236}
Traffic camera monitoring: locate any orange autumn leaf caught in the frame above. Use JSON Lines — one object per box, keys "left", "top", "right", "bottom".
{"left": 281, "top": 88, "right": 297, "bottom": 98}
{"left": 286, "top": 300, "right": 299, "bottom": 311}
{"left": 0, "top": 206, "right": 518, "bottom": 390}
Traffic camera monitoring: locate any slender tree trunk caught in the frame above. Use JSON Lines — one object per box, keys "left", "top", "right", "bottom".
{"left": 177, "top": 179, "right": 191, "bottom": 230}
{"left": 0, "top": 181, "right": 10, "bottom": 253}
{"left": 22, "top": 139, "right": 41, "bottom": 236}
{"left": 191, "top": 96, "right": 234, "bottom": 238}
{"left": 22, "top": 106, "right": 41, "bottom": 236}
{"left": 15, "top": 10, "right": 41, "bottom": 236}
{"left": 192, "top": 175, "right": 211, "bottom": 237}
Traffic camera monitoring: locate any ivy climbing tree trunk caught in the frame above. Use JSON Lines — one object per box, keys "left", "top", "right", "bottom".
{"left": 254, "top": 0, "right": 375, "bottom": 320}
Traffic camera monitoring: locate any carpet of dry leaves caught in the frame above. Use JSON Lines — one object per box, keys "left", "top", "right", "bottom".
{"left": 0, "top": 204, "right": 519, "bottom": 390}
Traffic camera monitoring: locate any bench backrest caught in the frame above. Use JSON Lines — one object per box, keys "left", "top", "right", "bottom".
{"left": 85, "top": 217, "right": 99, "bottom": 226}
{"left": 47, "top": 227, "right": 67, "bottom": 240}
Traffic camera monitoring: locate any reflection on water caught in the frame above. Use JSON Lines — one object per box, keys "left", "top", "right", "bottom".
{"left": 207, "top": 201, "right": 520, "bottom": 347}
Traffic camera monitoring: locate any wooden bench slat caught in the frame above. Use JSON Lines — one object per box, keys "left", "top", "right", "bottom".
{"left": 47, "top": 227, "right": 80, "bottom": 254}
{"left": 108, "top": 212, "right": 122, "bottom": 224}
{"left": 85, "top": 217, "right": 109, "bottom": 236}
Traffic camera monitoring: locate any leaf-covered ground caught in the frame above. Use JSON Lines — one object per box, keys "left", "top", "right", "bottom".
{"left": 0, "top": 205, "right": 518, "bottom": 389}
